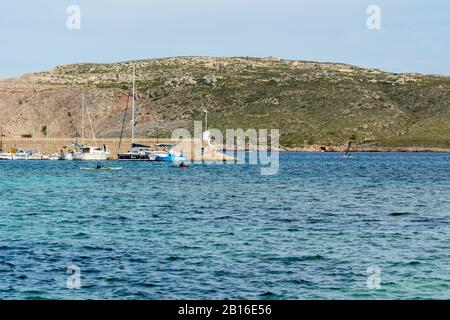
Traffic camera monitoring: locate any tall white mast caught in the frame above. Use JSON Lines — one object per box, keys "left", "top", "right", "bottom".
{"left": 85, "top": 97, "right": 97, "bottom": 146}
{"left": 81, "top": 93, "right": 85, "bottom": 145}
{"left": 131, "top": 64, "right": 136, "bottom": 144}
{"left": 0, "top": 125, "right": 3, "bottom": 152}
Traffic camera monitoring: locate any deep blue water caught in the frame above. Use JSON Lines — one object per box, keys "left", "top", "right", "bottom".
{"left": 0, "top": 153, "right": 449, "bottom": 300}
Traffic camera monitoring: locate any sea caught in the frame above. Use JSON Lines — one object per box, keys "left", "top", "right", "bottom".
{"left": 0, "top": 152, "right": 449, "bottom": 299}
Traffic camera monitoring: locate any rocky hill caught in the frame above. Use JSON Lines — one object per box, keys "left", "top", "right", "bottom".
{"left": 1, "top": 56, "right": 449, "bottom": 148}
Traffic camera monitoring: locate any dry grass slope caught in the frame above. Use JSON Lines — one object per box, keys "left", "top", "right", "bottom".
{"left": 1, "top": 56, "right": 449, "bottom": 148}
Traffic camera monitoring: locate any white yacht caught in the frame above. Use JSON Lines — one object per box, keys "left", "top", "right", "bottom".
{"left": 27, "top": 152, "right": 45, "bottom": 160}
{"left": 73, "top": 145, "right": 110, "bottom": 161}
{"left": 0, "top": 149, "right": 43, "bottom": 160}
{"left": 12, "top": 149, "right": 28, "bottom": 160}
{"left": 0, "top": 152, "right": 13, "bottom": 160}
{"left": 72, "top": 93, "right": 110, "bottom": 161}
{"left": 48, "top": 153, "right": 62, "bottom": 161}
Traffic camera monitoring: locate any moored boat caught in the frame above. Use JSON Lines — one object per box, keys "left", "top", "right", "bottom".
{"left": 117, "top": 65, "right": 157, "bottom": 161}
{"left": 11, "top": 149, "right": 28, "bottom": 160}
{"left": 62, "top": 150, "right": 75, "bottom": 161}
{"left": 118, "top": 143, "right": 157, "bottom": 161}
{"left": 0, "top": 152, "right": 13, "bottom": 160}
{"left": 48, "top": 153, "right": 62, "bottom": 161}
{"left": 154, "top": 144, "right": 186, "bottom": 162}
{"left": 72, "top": 93, "right": 110, "bottom": 161}
{"left": 73, "top": 145, "right": 110, "bottom": 161}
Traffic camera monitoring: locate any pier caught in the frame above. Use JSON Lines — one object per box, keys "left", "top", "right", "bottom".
{"left": 0, "top": 137, "right": 237, "bottom": 161}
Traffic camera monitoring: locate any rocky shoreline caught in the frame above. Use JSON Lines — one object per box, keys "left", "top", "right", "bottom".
{"left": 2, "top": 137, "right": 450, "bottom": 154}
{"left": 282, "top": 145, "right": 450, "bottom": 153}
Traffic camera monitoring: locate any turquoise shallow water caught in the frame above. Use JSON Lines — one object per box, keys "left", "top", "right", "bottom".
{"left": 0, "top": 152, "right": 449, "bottom": 300}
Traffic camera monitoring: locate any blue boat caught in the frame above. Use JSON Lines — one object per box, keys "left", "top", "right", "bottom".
{"left": 154, "top": 144, "right": 186, "bottom": 162}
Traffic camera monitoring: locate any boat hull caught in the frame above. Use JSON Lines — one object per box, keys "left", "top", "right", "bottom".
{"left": 117, "top": 153, "right": 154, "bottom": 161}
{"left": 117, "top": 149, "right": 160, "bottom": 161}
{"left": 155, "top": 152, "right": 186, "bottom": 162}
{"left": 63, "top": 153, "right": 74, "bottom": 161}
{"left": 12, "top": 154, "right": 28, "bottom": 160}
{"left": 73, "top": 146, "right": 110, "bottom": 161}
{"left": 73, "top": 153, "right": 109, "bottom": 161}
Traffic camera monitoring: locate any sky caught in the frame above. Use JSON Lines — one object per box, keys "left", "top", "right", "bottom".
{"left": 0, "top": 0, "right": 449, "bottom": 78}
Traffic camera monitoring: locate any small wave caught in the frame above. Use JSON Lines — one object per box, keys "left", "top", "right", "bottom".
{"left": 0, "top": 262, "right": 15, "bottom": 268}
{"left": 21, "top": 290, "right": 49, "bottom": 299}
{"left": 167, "top": 256, "right": 181, "bottom": 261}
{"left": 301, "top": 254, "right": 326, "bottom": 261}
{"left": 270, "top": 255, "right": 325, "bottom": 264}
{"left": 141, "top": 283, "right": 157, "bottom": 288}
{"left": 215, "top": 216, "right": 231, "bottom": 220}
{"left": 260, "top": 291, "right": 276, "bottom": 297}
{"left": 129, "top": 257, "right": 147, "bottom": 263}
{"left": 389, "top": 212, "right": 415, "bottom": 217}
{"left": 73, "top": 232, "right": 90, "bottom": 239}
{"left": 272, "top": 218, "right": 297, "bottom": 223}
{"left": 290, "top": 279, "right": 314, "bottom": 286}
{"left": 214, "top": 270, "right": 232, "bottom": 277}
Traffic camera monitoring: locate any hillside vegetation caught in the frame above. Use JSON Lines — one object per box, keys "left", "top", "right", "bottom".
{"left": 1, "top": 56, "right": 449, "bottom": 149}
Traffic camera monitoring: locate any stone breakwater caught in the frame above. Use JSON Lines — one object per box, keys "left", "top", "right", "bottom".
{"left": 0, "top": 138, "right": 169, "bottom": 155}
{"left": 2, "top": 138, "right": 449, "bottom": 158}
{"left": 0, "top": 138, "right": 236, "bottom": 161}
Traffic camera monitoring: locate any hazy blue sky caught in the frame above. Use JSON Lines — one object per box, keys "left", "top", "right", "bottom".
{"left": 0, "top": 0, "right": 449, "bottom": 78}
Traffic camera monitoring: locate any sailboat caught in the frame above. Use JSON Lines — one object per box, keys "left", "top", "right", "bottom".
{"left": 73, "top": 93, "right": 110, "bottom": 161}
{"left": 117, "top": 65, "right": 158, "bottom": 161}
{"left": 116, "top": 65, "right": 186, "bottom": 162}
